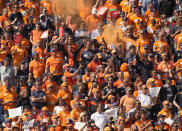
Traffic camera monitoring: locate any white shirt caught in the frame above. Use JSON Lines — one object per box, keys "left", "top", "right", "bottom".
{"left": 91, "top": 112, "right": 108, "bottom": 129}
{"left": 137, "top": 93, "right": 152, "bottom": 107}
{"left": 165, "top": 117, "right": 174, "bottom": 126}
{"left": 91, "top": 29, "right": 100, "bottom": 40}
{"left": 53, "top": 106, "right": 63, "bottom": 115}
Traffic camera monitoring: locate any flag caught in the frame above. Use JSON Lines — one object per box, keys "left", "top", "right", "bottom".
{"left": 41, "top": 30, "right": 49, "bottom": 39}
{"left": 97, "top": 6, "right": 108, "bottom": 16}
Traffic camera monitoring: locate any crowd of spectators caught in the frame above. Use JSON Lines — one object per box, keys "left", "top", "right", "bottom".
{"left": 0, "top": 0, "right": 182, "bottom": 130}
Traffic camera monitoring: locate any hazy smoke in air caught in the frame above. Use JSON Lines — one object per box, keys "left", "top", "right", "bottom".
{"left": 52, "top": 0, "right": 78, "bottom": 16}
{"left": 102, "top": 24, "right": 119, "bottom": 48}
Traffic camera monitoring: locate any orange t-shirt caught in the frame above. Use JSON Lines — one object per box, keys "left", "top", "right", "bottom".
{"left": 136, "top": 37, "right": 151, "bottom": 55}
{"left": 153, "top": 40, "right": 169, "bottom": 54}
{"left": 157, "top": 61, "right": 174, "bottom": 79}
{"left": 31, "top": 29, "right": 43, "bottom": 45}
{"left": 158, "top": 109, "right": 170, "bottom": 119}
{"left": 0, "top": 85, "right": 15, "bottom": 93}
{"left": 11, "top": 46, "right": 28, "bottom": 66}
{"left": 87, "top": 61, "right": 102, "bottom": 72}
{"left": 70, "top": 99, "right": 85, "bottom": 109}
{"left": 97, "top": 72, "right": 105, "bottom": 87}
{"left": 1, "top": 40, "right": 14, "bottom": 48}
{"left": 0, "top": 90, "right": 17, "bottom": 110}
{"left": 42, "top": 81, "right": 57, "bottom": 93}
{"left": 29, "top": 59, "right": 45, "bottom": 78}
{"left": 46, "top": 92, "right": 57, "bottom": 112}
{"left": 175, "top": 59, "right": 182, "bottom": 76}
{"left": 146, "top": 78, "right": 163, "bottom": 87}
{"left": 64, "top": 71, "right": 76, "bottom": 85}
{"left": 21, "top": 37, "right": 30, "bottom": 48}
{"left": 120, "top": 95, "right": 136, "bottom": 112}
{"left": 174, "top": 34, "right": 182, "bottom": 51}
{"left": 46, "top": 56, "right": 64, "bottom": 76}
{"left": 70, "top": 109, "right": 82, "bottom": 121}
{"left": 120, "top": 0, "right": 129, "bottom": 13}
{"left": 57, "top": 110, "right": 70, "bottom": 127}
{"left": 130, "top": 14, "right": 146, "bottom": 26}
{"left": 145, "top": 9, "right": 159, "bottom": 19}
{"left": 0, "top": 46, "right": 11, "bottom": 62}
{"left": 49, "top": 126, "right": 62, "bottom": 131}
{"left": 34, "top": 47, "right": 46, "bottom": 59}
{"left": 57, "top": 90, "right": 72, "bottom": 106}
{"left": 135, "top": 119, "right": 151, "bottom": 131}
{"left": 0, "top": 14, "right": 8, "bottom": 28}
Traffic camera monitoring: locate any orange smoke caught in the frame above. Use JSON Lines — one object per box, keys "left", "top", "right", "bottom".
{"left": 52, "top": 0, "right": 92, "bottom": 21}
{"left": 102, "top": 24, "right": 118, "bottom": 48}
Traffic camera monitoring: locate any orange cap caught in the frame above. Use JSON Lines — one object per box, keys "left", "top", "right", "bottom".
{"left": 24, "top": 111, "right": 32, "bottom": 116}
{"left": 148, "top": 78, "right": 155, "bottom": 82}
{"left": 97, "top": 53, "right": 102, "bottom": 58}
{"left": 111, "top": 49, "right": 117, "bottom": 54}
{"left": 162, "top": 100, "right": 169, "bottom": 106}
{"left": 63, "top": 64, "right": 70, "bottom": 69}
{"left": 108, "top": 95, "right": 115, "bottom": 100}
{"left": 51, "top": 115, "right": 59, "bottom": 121}
{"left": 47, "top": 83, "right": 54, "bottom": 88}
{"left": 42, "top": 106, "right": 48, "bottom": 111}
{"left": 104, "top": 74, "right": 111, "bottom": 79}
{"left": 61, "top": 82, "right": 68, "bottom": 87}
{"left": 180, "top": 110, "right": 182, "bottom": 116}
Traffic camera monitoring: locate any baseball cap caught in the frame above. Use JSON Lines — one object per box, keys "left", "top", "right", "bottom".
{"left": 61, "top": 82, "right": 68, "bottom": 87}
{"left": 97, "top": 53, "right": 102, "bottom": 59}
{"left": 111, "top": 49, "right": 117, "bottom": 54}
{"left": 63, "top": 64, "right": 70, "bottom": 69}
{"left": 148, "top": 78, "right": 155, "bottom": 82}
{"left": 108, "top": 95, "right": 115, "bottom": 100}
{"left": 42, "top": 106, "right": 48, "bottom": 111}
{"left": 24, "top": 111, "right": 32, "bottom": 116}
{"left": 162, "top": 100, "right": 169, "bottom": 106}
{"left": 5, "top": 118, "right": 12, "bottom": 123}
{"left": 51, "top": 115, "right": 59, "bottom": 121}
{"left": 47, "top": 83, "right": 54, "bottom": 88}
